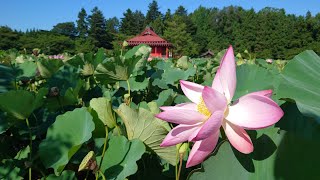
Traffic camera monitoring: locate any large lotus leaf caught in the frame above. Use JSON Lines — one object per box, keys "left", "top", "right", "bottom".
{"left": 125, "top": 44, "right": 151, "bottom": 60}
{"left": 37, "top": 58, "right": 64, "bottom": 78}
{"left": 0, "top": 112, "right": 12, "bottom": 133}
{"left": 276, "top": 102, "right": 320, "bottom": 141}
{"left": 176, "top": 56, "right": 189, "bottom": 70}
{"left": 119, "top": 76, "right": 149, "bottom": 92}
{"left": 174, "top": 94, "right": 191, "bottom": 104}
{"left": 156, "top": 89, "right": 176, "bottom": 107}
{"left": 115, "top": 104, "right": 176, "bottom": 165}
{"left": 0, "top": 89, "right": 47, "bottom": 120}
{"left": 189, "top": 126, "right": 320, "bottom": 179}
{"left": 0, "top": 160, "right": 22, "bottom": 179}
{"left": 70, "top": 48, "right": 106, "bottom": 69}
{"left": 125, "top": 44, "right": 151, "bottom": 74}
{"left": 39, "top": 108, "right": 95, "bottom": 175}
{"left": 47, "top": 65, "right": 80, "bottom": 96}
{"left": 94, "top": 45, "right": 151, "bottom": 83}
{"left": 277, "top": 50, "right": 320, "bottom": 122}
{"left": 233, "top": 64, "right": 275, "bottom": 101}
{"left": 152, "top": 61, "right": 196, "bottom": 88}
{"left": 93, "top": 48, "right": 106, "bottom": 68}
{"left": 16, "top": 61, "right": 37, "bottom": 79}
{"left": 98, "top": 136, "right": 145, "bottom": 180}
{"left": 90, "top": 97, "right": 116, "bottom": 128}
{"left": 46, "top": 79, "right": 83, "bottom": 111}
{"left": 0, "top": 64, "right": 14, "bottom": 93}
{"left": 33, "top": 87, "right": 49, "bottom": 110}
{"left": 94, "top": 58, "right": 131, "bottom": 83}
{"left": 45, "top": 170, "right": 76, "bottom": 180}
{"left": 65, "top": 55, "right": 83, "bottom": 68}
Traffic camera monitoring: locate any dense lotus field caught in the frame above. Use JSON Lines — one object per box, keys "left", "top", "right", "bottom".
{"left": 0, "top": 45, "right": 320, "bottom": 180}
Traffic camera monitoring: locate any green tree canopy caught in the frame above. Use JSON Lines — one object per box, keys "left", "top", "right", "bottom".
{"left": 76, "top": 8, "right": 89, "bottom": 38}
{"left": 51, "top": 22, "right": 77, "bottom": 37}
{"left": 164, "top": 15, "right": 198, "bottom": 57}
{"left": 145, "top": 0, "right": 162, "bottom": 26}
{"left": 0, "top": 26, "right": 20, "bottom": 50}
{"left": 88, "top": 7, "right": 113, "bottom": 49}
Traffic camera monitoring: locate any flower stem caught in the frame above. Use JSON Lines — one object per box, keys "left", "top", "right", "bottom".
{"left": 25, "top": 118, "right": 32, "bottom": 180}
{"left": 177, "top": 153, "right": 183, "bottom": 180}
{"left": 99, "top": 169, "right": 106, "bottom": 180}
{"left": 96, "top": 126, "right": 108, "bottom": 180}
{"left": 175, "top": 151, "right": 178, "bottom": 180}
{"left": 126, "top": 79, "right": 131, "bottom": 98}
{"left": 95, "top": 169, "right": 106, "bottom": 180}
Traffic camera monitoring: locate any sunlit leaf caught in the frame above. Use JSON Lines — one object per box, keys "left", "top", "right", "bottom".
{"left": 90, "top": 97, "right": 116, "bottom": 128}
{"left": 0, "top": 89, "right": 46, "bottom": 120}
{"left": 98, "top": 135, "right": 145, "bottom": 180}
{"left": 278, "top": 50, "right": 320, "bottom": 122}
{"left": 39, "top": 108, "right": 95, "bottom": 175}
{"left": 115, "top": 104, "right": 176, "bottom": 165}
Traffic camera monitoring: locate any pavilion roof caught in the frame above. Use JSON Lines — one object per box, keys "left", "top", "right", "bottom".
{"left": 126, "top": 27, "right": 172, "bottom": 46}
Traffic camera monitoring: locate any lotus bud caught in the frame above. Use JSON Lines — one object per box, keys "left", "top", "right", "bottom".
{"left": 176, "top": 143, "right": 182, "bottom": 151}
{"left": 236, "top": 53, "right": 242, "bottom": 59}
{"left": 178, "top": 143, "right": 189, "bottom": 154}
{"left": 124, "top": 93, "right": 130, "bottom": 105}
{"left": 123, "top": 41, "right": 128, "bottom": 47}
{"left": 81, "top": 63, "right": 94, "bottom": 76}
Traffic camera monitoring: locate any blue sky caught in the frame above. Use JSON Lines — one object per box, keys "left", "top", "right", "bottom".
{"left": 0, "top": 0, "right": 319, "bottom": 31}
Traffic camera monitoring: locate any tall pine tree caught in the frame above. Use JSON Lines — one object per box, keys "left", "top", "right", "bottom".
{"left": 164, "top": 15, "right": 198, "bottom": 57}
{"left": 145, "top": 0, "right": 162, "bottom": 26}
{"left": 76, "top": 8, "right": 88, "bottom": 37}
{"left": 88, "top": 7, "right": 112, "bottom": 48}
{"left": 120, "top": 9, "right": 137, "bottom": 36}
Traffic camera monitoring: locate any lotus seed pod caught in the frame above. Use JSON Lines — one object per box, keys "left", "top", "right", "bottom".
{"left": 78, "top": 151, "right": 97, "bottom": 172}
{"left": 48, "top": 87, "right": 59, "bottom": 97}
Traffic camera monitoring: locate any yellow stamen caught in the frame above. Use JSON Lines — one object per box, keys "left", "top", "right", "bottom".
{"left": 197, "top": 97, "right": 211, "bottom": 117}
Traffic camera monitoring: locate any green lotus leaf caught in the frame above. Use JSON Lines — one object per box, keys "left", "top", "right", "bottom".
{"left": 0, "top": 89, "right": 47, "bottom": 120}
{"left": 98, "top": 135, "right": 145, "bottom": 180}
{"left": 90, "top": 97, "right": 116, "bottom": 128}
{"left": 277, "top": 50, "right": 320, "bottom": 122}
{"left": 115, "top": 104, "right": 176, "bottom": 165}
{"left": 45, "top": 170, "right": 76, "bottom": 180}
{"left": 37, "top": 58, "right": 64, "bottom": 78}
{"left": 39, "top": 108, "right": 95, "bottom": 175}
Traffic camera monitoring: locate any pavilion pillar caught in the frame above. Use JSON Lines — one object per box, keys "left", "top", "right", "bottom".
{"left": 166, "top": 47, "right": 169, "bottom": 58}
{"left": 155, "top": 46, "right": 157, "bottom": 56}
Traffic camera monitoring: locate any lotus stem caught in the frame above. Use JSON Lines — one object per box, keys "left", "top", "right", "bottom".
{"left": 175, "top": 147, "right": 179, "bottom": 180}
{"left": 99, "top": 169, "right": 106, "bottom": 180}
{"left": 96, "top": 127, "right": 108, "bottom": 180}
{"left": 126, "top": 79, "right": 131, "bottom": 98}
{"left": 177, "top": 153, "right": 183, "bottom": 180}
{"left": 95, "top": 169, "right": 106, "bottom": 180}
{"left": 25, "top": 118, "right": 32, "bottom": 180}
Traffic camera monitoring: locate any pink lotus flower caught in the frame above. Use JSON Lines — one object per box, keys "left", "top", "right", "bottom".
{"left": 48, "top": 54, "right": 64, "bottom": 60}
{"left": 266, "top": 59, "right": 273, "bottom": 63}
{"left": 156, "top": 46, "right": 284, "bottom": 168}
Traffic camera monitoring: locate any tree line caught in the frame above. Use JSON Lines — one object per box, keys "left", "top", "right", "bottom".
{"left": 0, "top": 0, "right": 319, "bottom": 59}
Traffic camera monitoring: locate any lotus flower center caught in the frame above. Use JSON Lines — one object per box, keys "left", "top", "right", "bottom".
{"left": 197, "top": 97, "right": 211, "bottom": 117}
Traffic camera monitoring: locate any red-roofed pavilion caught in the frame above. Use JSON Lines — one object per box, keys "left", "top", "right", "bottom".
{"left": 126, "top": 27, "right": 172, "bottom": 59}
